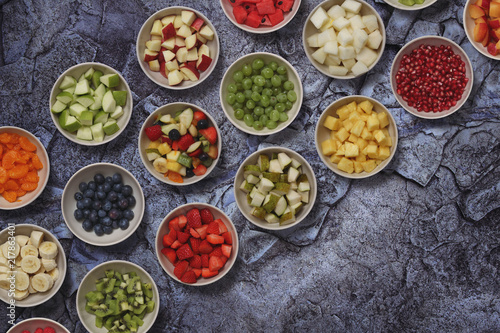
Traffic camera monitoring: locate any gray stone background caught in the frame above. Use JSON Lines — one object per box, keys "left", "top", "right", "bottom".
{"left": 0, "top": 0, "right": 499, "bottom": 332}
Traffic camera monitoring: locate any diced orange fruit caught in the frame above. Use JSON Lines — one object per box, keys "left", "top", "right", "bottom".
{"left": 32, "top": 155, "right": 43, "bottom": 170}
{"left": 8, "top": 165, "right": 29, "bottom": 179}
{"left": 2, "top": 150, "right": 21, "bottom": 169}
{"left": 167, "top": 170, "right": 183, "bottom": 183}
{"left": 2, "top": 190, "right": 17, "bottom": 203}
{"left": 4, "top": 179, "right": 19, "bottom": 191}
{"left": 21, "top": 182, "right": 38, "bottom": 192}
{"left": 19, "top": 136, "right": 36, "bottom": 151}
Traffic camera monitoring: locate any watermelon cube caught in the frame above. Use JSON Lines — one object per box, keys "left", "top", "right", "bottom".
{"left": 276, "top": 0, "right": 294, "bottom": 12}
{"left": 228, "top": 0, "right": 245, "bottom": 7}
{"left": 245, "top": 10, "right": 263, "bottom": 28}
{"left": 261, "top": 15, "right": 272, "bottom": 26}
{"left": 256, "top": 0, "right": 276, "bottom": 15}
{"left": 233, "top": 5, "right": 248, "bottom": 24}
{"left": 268, "top": 8, "right": 284, "bottom": 26}
{"left": 244, "top": 4, "right": 257, "bottom": 13}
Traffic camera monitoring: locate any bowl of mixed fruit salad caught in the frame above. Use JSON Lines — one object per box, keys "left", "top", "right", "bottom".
{"left": 139, "top": 103, "right": 221, "bottom": 186}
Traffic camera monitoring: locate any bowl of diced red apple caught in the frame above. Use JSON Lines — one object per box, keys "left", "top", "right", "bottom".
{"left": 136, "top": 6, "right": 220, "bottom": 89}
{"left": 138, "top": 102, "right": 222, "bottom": 186}
{"left": 155, "top": 203, "right": 238, "bottom": 286}
{"left": 302, "top": 0, "right": 386, "bottom": 79}
{"left": 464, "top": 0, "right": 500, "bottom": 60}
{"left": 220, "top": 0, "right": 301, "bottom": 34}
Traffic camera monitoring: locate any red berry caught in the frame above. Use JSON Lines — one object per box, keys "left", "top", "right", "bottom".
{"left": 43, "top": 327, "right": 56, "bottom": 333}
{"left": 200, "top": 208, "right": 214, "bottom": 224}
{"left": 34, "top": 329, "right": 43, "bottom": 333}
{"left": 198, "top": 127, "right": 217, "bottom": 145}
{"left": 201, "top": 254, "right": 210, "bottom": 268}
{"left": 222, "top": 231, "right": 232, "bottom": 245}
{"left": 161, "top": 247, "right": 177, "bottom": 264}
{"left": 193, "top": 164, "right": 207, "bottom": 176}
{"left": 202, "top": 267, "right": 219, "bottom": 278}
{"left": 207, "top": 234, "right": 225, "bottom": 245}
{"left": 177, "top": 231, "right": 190, "bottom": 244}
{"left": 214, "top": 219, "right": 228, "bottom": 234}
{"left": 176, "top": 243, "right": 194, "bottom": 260}
{"left": 199, "top": 240, "right": 213, "bottom": 254}
{"left": 221, "top": 244, "right": 232, "bottom": 258}
{"left": 209, "top": 246, "right": 223, "bottom": 257}
{"left": 181, "top": 270, "right": 197, "bottom": 283}
{"left": 186, "top": 208, "right": 202, "bottom": 228}
{"left": 209, "top": 256, "right": 224, "bottom": 272}
{"left": 189, "top": 237, "right": 201, "bottom": 254}
{"left": 145, "top": 125, "right": 162, "bottom": 141}
{"left": 177, "top": 134, "right": 195, "bottom": 151}
{"left": 189, "top": 255, "right": 202, "bottom": 269}
{"left": 174, "top": 260, "right": 189, "bottom": 279}
{"left": 206, "top": 221, "right": 220, "bottom": 235}
{"left": 195, "top": 225, "right": 208, "bottom": 239}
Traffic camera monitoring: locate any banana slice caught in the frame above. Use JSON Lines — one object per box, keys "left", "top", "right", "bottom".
{"left": 0, "top": 274, "right": 10, "bottom": 290}
{"left": 0, "top": 267, "right": 8, "bottom": 274}
{"left": 47, "top": 268, "right": 59, "bottom": 282}
{"left": 34, "top": 265, "right": 45, "bottom": 275}
{"left": 0, "top": 247, "right": 4, "bottom": 259}
{"left": 20, "top": 255, "right": 41, "bottom": 274}
{"left": 1, "top": 242, "right": 20, "bottom": 259}
{"left": 31, "top": 273, "right": 53, "bottom": 292}
{"left": 20, "top": 244, "right": 38, "bottom": 258}
{"left": 0, "top": 257, "right": 8, "bottom": 267}
{"left": 30, "top": 230, "right": 44, "bottom": 248}
{"left": 28, "top": 277, "right": 37, "bottom": 294}
{"left": 15, "top": 235, "right": 30, "bottom": 247}
{"left": 38, "top": 241, "right": 58, "bottom": 259}
{"left": 14, "top": 271, "right": 29, "bottom": 291}
{"left": 41, "top": 259, "right": 57, "bottom": 272}
{"left": 15, "top": 255, "right": 22, "bottom": 267}
{"left": 13, "top": 289, "right": 29, "bottom": 301}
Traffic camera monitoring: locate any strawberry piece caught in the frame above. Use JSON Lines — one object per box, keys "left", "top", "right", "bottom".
{"left": 178, "top": 215, "right": 188, "bottom": 229}
{"left": 168, "top": 217, "right": 180, "bottom": 232}
{"left": 172, "top": 140, "right": 179, "bottom": 151}
{"left": 189, "top": 228, "right": 201, "bottom": 238}
{"left": 198, "top": 127, "right": 217, "bottom": 145}
{"left": 209, "top": 256, "right": 224, "bottom": 272}
{"left": 176, "top": 243, "right": 194, "bottom": 260}
{"left": 161, "top": 247, "right": 177, "bottom": 264}
{"left": 201, "top": 254, "right": 210, "bottom": 267}
{"left": 181, "top": 270, "right": 197, "bottom": 283}
{"left": 162, "top": 135, "right": 173, "bottom": 145}
{"left": 192, "top": 268, "right": 202, "bottom": 278}
{"left": 188, "top": 148, "right": 202, "bottom": 157}
{"left": 186, "top": 208, "right": 202, "bottom": 228}
{"left": 209, "top": 246, "right": 222, "bottom": 257}
{"left": 202, "top": 267, "right": 218, "bottom": 278}
{"left": 222, "top": 231, "right": 233, "bottom": 245}
{"left": 190, "top": 237, "right": 201, "bottom": 254}
{"left": 193, "top": 164, "right": 207, "bottom": 176}
{"left": 145, "top": 125, "right": 162, "bottom": 141}
{"left": 189, "top": 254, "right": 202, "bottom": 269}
{"left": 34, "top": 329, "right": 43, "bottom": 333}
{"left": 177, "top": 134, "right": 195, "bottom": 151}
{"left": 162, "top": 229, "right": 177, "bottom": 247}
{"left": 170, "top": 240, "right": 182, "bottom": 249}
{"left": 206, "top": 221, "right": 220, "bottom": 235}
{"left": 200, "top": 208, "right": 214, "bottom": 224}
{"left": 174, "top": 260, "right": 189, "bottom": 279}
{"left": 214, "top": 219, "right": 228, "bottom": 234}
{"left": 221, "top": 244, "right": 232, "bottom": 258}
{"left": 22, "top": 331, "right": 31, "bottom": 333}
{"left": 177, "top": 231, "right": 190, "bottom": 244}
{"left": 194, "top": 110, "right": 207, "bottom": 122}
{"left": 195, "top": 225, "right": 208, "bottom": 239}
{"left": 220, "top": 255, "right": 228, "bottom": 266}
{"left": 207, "top": 234, "right": 225, "bottom": 245}
{"left": 199, "top": 240, "right": 213, "bottom": 254}
{"left": 44, "top": 327, "right": 56, "bottom": 333}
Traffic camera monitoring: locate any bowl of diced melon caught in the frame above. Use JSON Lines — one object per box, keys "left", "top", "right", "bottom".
{"left": 315, "top": 96, "right": 398, "bottom": 178}
{"left": 49, "top": 62, "right": 133, "bottom": 146}
{"left": 302, "top": 0, "right": 386, "bottom": 79}
{"left": 137, "top": 6, "right": 219, "bottom": 89}
{"left": 382, "top": 0, "right": 438, "bottom": 11}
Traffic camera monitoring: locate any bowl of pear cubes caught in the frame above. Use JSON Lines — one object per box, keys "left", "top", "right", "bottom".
{"left": 382, "top": 0, "right": 437, "bottom": 11}
{"left": 303, "top": 0, "right": 386, "bottom": 79}
{"left": 315, "top": 96, "right": 398, "bottom": 178}
{"left": 234, "top": 147, "right": 317, "bottom": 230}
{"left": 77, "top": 260, "right": 159, "bottom": 333}
{"left": 50, "top": 62, "right": 133, "bottom": 145}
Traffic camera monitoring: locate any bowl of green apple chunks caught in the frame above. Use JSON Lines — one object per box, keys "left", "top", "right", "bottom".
{"left": 76, "top": 260, "right": 159, "bottom": 333}
{"left": 50, "top": 62, "right": 133, "bottom": 145}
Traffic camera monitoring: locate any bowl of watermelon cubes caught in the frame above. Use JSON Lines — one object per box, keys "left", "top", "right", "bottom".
{"left": 137, "top": 6, "right": 219, "bottom": 89}
{"left": 220, "top": 0, "right": 301, "bottom": 34}
{"left": 6, "top": 317, "right": 71, "bottom": 333}
{"left": 49, "top": 62, "right": 133, "bottom": 145}
{"left": 156, "top": 203, "right": 238, "bottom": 286}
{"left": 139, "top": 103, "right": 221, "bottom": 186}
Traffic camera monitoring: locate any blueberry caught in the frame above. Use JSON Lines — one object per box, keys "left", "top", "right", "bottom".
{"left": 108, "top": 209, "right": 121, "bottom": 220}
{"left": 112, "top": 203, "right": 119, "bottom": 209}
{"left": 74, "top": 192, "right": 84, "bottom": 201}
{"left": 197, "top": 119, "right": 209, "bottom": 129}
{"left": 103, "top": 183, "right": 112, "bottom": 193}
{"left": 117, "top": 193, "right": 125, "bottom": 201}
{"left": 82, "top": 219, "right": 93, "bottom": 232}
{"left": 82, "top": 198, "right": 92, "bottom": 208}
{"left": 118, "top": 218, "right": 130, "bottom": 230}
{"left": 169, "top": 129, "right": 181, "bottom": 141}
{"left": 113, "top": 183, "right": 122, "bottom": 193}
{"left": 94, "top": 224, "right": 104, "bottom": 236}
{"left": 77, "top": 200, "right": 86, "bottom": 210}
{"left": 83, "top": 209, "right": 91, "bottom": 218}
{"left": 88, "top": 181, "right": 96, "bottom": 191}
{"left": 112, "top": 221, "right": 119, "bottom": 229}
{"left": 199, "top": 152, "right": 209, "bottom": 161}
{"left": 112, "top": 173, "right": 122, "bottom": 184}
{"left": 101, "top": 216, "right": 112, "bottom": 226}
{"left": 98, "top": 209, "right": 107, "bottom": 218}
{"left": 105, "top": 176, "right": 113, "bottom": 184}
{"left": 84, "top": 189, "right": 95, "bottom": 198}
{"left": 74, "top": 209, "right": 84, "bottom": 220}
{"left": 123, "top": 209, "right": 134, "bottom": 221}
{"left": 127, "top": 196, "right": 136, "bottom": 207}
{"left": 92, "top": 200, "right": 102, "bottom": 210}
{"left": 121, "top": 185, "right": 133, "bottom": 197}
{"left": 107, "top": 191, "right": 118, "bottom": 202}
{"left": 97, "top": 184, "right": 104, "bottom": 192}
{"left": 79, "top": 182, "right": 88, "bottom": 192}
{"left": 103, "top": 201, "right": 112, "bottom": 212}
{"left": 89, "top": 211, "right": 99, "bottom": 224}
{"left": 185, "top": 169, "right": 195, "bottom": 178}
{"left": 97, "top": 191, "right": 106, "bottom": 200}
{"left": 94, "top": 173, "right": 105, "bottom": 184}
{"left": 103, "top": 226, "right": 113, "bottom": 235}
{"left": 118, "top": 198, "right": 129, "bottom": 210}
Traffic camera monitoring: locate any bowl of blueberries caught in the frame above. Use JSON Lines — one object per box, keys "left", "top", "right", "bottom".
{"left": 61, "top": 163, "right": 145, "bottom": 246}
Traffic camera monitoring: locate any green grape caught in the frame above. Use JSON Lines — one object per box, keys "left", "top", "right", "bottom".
{"left": 244, "top": 114, "right": 254, "bottom": 126}
{"left": 259, "top": 114, "right": 269, "bottom": 124}
{"left": 251, "top": 92, "right": 261, "bottom": 102}
{"left": 252, "top": 85, "right": 263, "bottom": 93}
{"left": 261, "top": 67, "right": 274, "bottom": 79}
{"left": 242, "top": 78, "right": 253, "bottom": 90}
{"left": 228, "top": 83, "right": 238, "bottom": 94}
{"left": 270, "top": 110, "right": 280, "bottom": 121}
{"left": 285, "top": 100, "right": 293, "bottom": 110}
{"left": 283, "top": 81, "right": 294, "bottom": 91}
{"left": 269, "top": 61, "right": 278, "bottom": 71}
{"left": 271, "top": 75, "right": 282, "bottom": 87}
{"left": 236, "top": 82, "right": 244, "bottom": 91}
{"left": 279, "top": 112, "right": 289, "bottom": 122}
{"left": 272, "top": 87, "right": 282, "bottom": 95}
{"left": 277, "top": 93, "right": 287, "bottom": 103}
{"left": 260, "top": 95, "right": 270, "bottom": 107}
{"left": 253, "top": 121, "right": 263, "bottom": 131}
{"left": 253, "top": 113, "right": 259, "bottom": 121}
{"left": 252, "top": 58, "right": 265, "bottom": 70}
{"left": 265, "top": 106, "right": 273, "bottom": 115}
{"left": 277, "top": 65, "right": 287, "bottom": 75}
{"left": 287, "top": 90, "right": 297, "bottom": 102}
{"left": 234, "top": 108, "right": 244, "bottom": 120}
{"left": 254, "top": 106, "right": 264, "bottom": 116}
{"left": 243, "top": 107, "right": 253, "bottom": 114}
{"left": 227, "top": 93, "right": 236, "bottom": 105}
{"left": 264, "top": 79, "right": 273, "bottom": 88}
{"left": 233, "top": 102, "right": 244, "bottom": 110}
{"left": 275, "top": 102, "right": 286, "bottom": 113}
{"left": 262, "top": 88, "right": 273, "bottom": 96}
{"left": 244, "top": 89, "right": 253, "bottom": 100}
{"left": 254, "top": 76, "right": 265, "bottom": 87}
{"left": 236, "top": 92, "right": 245, "bottom": 103}
{"left": 266, "top": 120, "right": 277, "bottom": 129}
{"left": 233, "top": 70, "right": 244, "bottom": 82}
{"left": 270, "top": 96, "right": 278, "bottom": 106}
{"left": 279, "top": 74, "right": 288, "bottom": 83}
{"left": 246, "top": 99, "right": 256, "bottom": 109}
{"left": 242, "top": 64, "right": 253, "bottom": 76}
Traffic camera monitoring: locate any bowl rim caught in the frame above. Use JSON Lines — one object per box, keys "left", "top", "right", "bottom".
{"left": 154, "top": 202, "right": 239, "bottom": 286}
{"left": 76, "top": 259, "right": 160, "bottom": 333}
{"left": 136, "top": 6, "right": 220, "bottom": 90}
{"left": 137, "top": 102, "right": 222, "bottom": 186}
{"left": 0, "top": 126, "right": 50, "bottom": 210}
{"left": 49, "top": 62, "right": 133, "bottom": 146}
{"left": 61, "top": 162, "right": 145, "bottom": 246}
{"left": 302, "top": 0, "right": 387, "bottom": 80}
{"left": 6, "top": 317, "right": 71, "bottom": 333}
{"left": 314, "top": 95, "right": 399, "bottom": 179}
{"left": 219, "top": 0, "right": 302, "bottom": 34}
{"left": 389, "top": 35, "right": 474, "bottom": 119}
{"left": 219, "top": 51, "right": 304, "bottom": 136}
{"left": 0, "top": 223, "right": 67, "bottom": 308}
{"left": 381, "top": 0, "right": 438, "bottom": 11}
{"left": 233, "top": 146, "right": 317, "bottom": 230}
{"left": 463, "top": 0, "right": 500, "bottom": 61}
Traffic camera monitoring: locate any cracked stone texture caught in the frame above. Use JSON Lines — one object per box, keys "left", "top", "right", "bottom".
{"left": 0, "top": 0, "right": 499, "bottom": 331}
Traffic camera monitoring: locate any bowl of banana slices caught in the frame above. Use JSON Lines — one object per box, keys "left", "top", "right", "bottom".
{"left": 0, "top": 224, "right": 66, "bottom": 307}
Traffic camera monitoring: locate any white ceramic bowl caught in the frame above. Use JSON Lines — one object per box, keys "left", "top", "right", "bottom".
{"left": 138, "top": 103, "right": 222, "bottom": 186}
{"left": 390, "top": 35, "right": 474, "bottom": 119}
{"left": 220, "top": 0, "right": 301, "bottom": 34}
{"left": 234, "top": 146, "right": 317, "bottom": 230}
{"left": 463, "top": 0, "right": 500, "bottom": 61}
{"left": 0, "top": 127, "right": 50, "bottom": 210}
{"left": 302, "top": 0, "right": 386, "bottom": 79}
{"left": 49, "top": 62, "right": 133, "bottom": 146}
{"left": 155, "top": 202, "right": 239, "bottom": 286}
{"left": 61, "top": 163, "right": 145, "bottom": 246}
{"left": 7, "top": 317, "right": 71, "bottom": 333}
{"left": 382, "top": 0, "right": 438, "bottom": 11}
{"left": 220, "top": 52, "right": 303, "bottom": 136}
{"left": 0, "top": 224, "right": 67, "bottom": 308}
{"left": 136, "top": 6, "right": 220, "bottom": 90}
{"left": 315, "top": 95, "right": 398, "bottom": 179}
{"left": 76, "top": 260, "right": 159, "bottom": 333}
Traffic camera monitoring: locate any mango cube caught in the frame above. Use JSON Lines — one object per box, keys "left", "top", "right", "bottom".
{"left": 344, "top": 142, "right": 359, "bottom": 157}
{"left": 330, "top": 154, "right": 341, "bottom": 164}
{"left": 350, "top": 120, "right": 365, "bottom": 137}
{"left": 337, "top": 157, "right": 354, "bottom": 173}
{"left": 361, "top": 160, "right": 377, "bottom": 172}
{"left": 373, "top": 129, "right": 386, "bottom": 144}
{"left": 166, "top": 161, "right": 182, "bottom": 173}
{"left": 356, "top": 137, "right": 368, "bottom": 151}
{"left": 366, "top": 144, "right": 378, "bottom": 159}
{"left": 358, "top": 100, "right": 373, "bottom": 114}
{"left": 354, "top": 161, "right": 364, "bottom": 173}
{"left": 323, "top": 115, "right": 341, "bottom": 130}
{"left": 148, "top": 139, "right": 161, "bottom": 149}
{"left": 360, "top": 127, "right": 374, "bottom": 141}
{"left": 336, "top": 127, "right": 350, "bottom": 142}
{"left": 336, "top": 105, "right": 351, "bottom": 120}
{"left": 321, "top": 139, "right": 337, "bottom": 156}
{"left": 378, "top": 146, "right": 390, "bottom": 160}
{"left": 366, "top": 114, "right": 380, "bottom": 131}
{"left": 377, "top": 111, "right": 390, "bottom": 128}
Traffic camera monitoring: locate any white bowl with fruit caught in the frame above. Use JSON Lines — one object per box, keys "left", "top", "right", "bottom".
{"left": 463, "top": 0, "right": 500, "bottom": 60}
{"left": 390, "top": 35, "right": 474, "bottom": 119}
{"left": 234, "top": 147, "right": 317, "bottom": 230}
{"left": 315, "top": 96, "right": 398, "bottom": 179}
{"left": 302, "top": 0, "right": 386, "bottom": 79}
{"left": 76, "top": 260, "right": 159, "bottom": 333}
{"left": 139, "top": 103, "right": 222, "bottom": 186}
{"left": 220, "top": 52, "right": 303, "bottom": 136}
{"left": 6, "top": 317, "right": 71, "bottom": 333}
{"left": 382, "top": 0, "right": 438, "bottom": 10}
{"left": 0, "top": 224, "right": 67, "bottom": 308}
{"left": 137, "top": 6, "right": 219, "bottom": 89}
{"left": 219, "top": 0, "right": 301, "bottom": 34}
{"left": 49, "top": 62, "right": 133, "bottom": 146}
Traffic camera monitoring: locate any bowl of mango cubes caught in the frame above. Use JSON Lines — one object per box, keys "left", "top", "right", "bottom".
{"left": 315, "top": 96, "right": 398, "bottom": 178}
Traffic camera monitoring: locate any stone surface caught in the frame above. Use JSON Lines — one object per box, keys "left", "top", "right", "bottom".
{"left": 0, "top": 0, "right": 499, "bottom": 332}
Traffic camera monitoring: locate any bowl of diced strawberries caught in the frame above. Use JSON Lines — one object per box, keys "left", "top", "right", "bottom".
{"left": 155, "top": 203, "right": 239, "bottom": 286}
{"left": 138, "top": 103, "right": 221, "bottom": 186}
{"left": 0, "top": 127, "right": 50, "bottom": 210}
{"left": 220, "top": 0, "right": 301, "bottom": 34}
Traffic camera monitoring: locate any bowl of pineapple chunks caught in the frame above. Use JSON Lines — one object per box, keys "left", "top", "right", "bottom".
{"left": 315, "top": 96, "right": 398, "bottom": 178}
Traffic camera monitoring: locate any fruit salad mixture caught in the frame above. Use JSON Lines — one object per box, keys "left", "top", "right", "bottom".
{"left": 228, "top": 0, "right": 295, "bottom": 28}
{"left": 469, "top": 0, "right": 500, "bottom": 56}
{"left": 160, "top": 207, "right": 233, "bottom": 283}
{"left": 51, "top": 67, "right": 128, "bottom": 142}
{"left": 143, "top": 108, "right": 218, "bottom": 183}
{"left": 21, "top": 327, "right": 56, "bottom": 333}
{"left": 239, "top": 152, "right": 311, "bottom": 225}
{"left": 0, "top": 230, "right": 60, "bottom": 300}
{"left": 73, "top": 173, "right": 136, "bottom": 236}
{"left": 143, "top": 10, "right": 215, "bottom": 86}
{"left": 307, "top": 0, "right": 382, "bottom": 76}
{"left": 0, "top": 133, "right": 43, "bottom": 203}
{"left": 226, "top": 58, "right": 298, "bottom": 131}
{"left": 84, "top": 269, "right": 155, "bottom": 332}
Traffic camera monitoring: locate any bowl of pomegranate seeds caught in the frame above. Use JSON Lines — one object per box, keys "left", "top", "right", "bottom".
{"left": 463, "top": 0, "right": 500, "bottom": 60}
{"left": 390, "top": 36, "right": 473, "bottom": 119}
{"left": 7, "top": 317, "right": 70, "bottom": 333}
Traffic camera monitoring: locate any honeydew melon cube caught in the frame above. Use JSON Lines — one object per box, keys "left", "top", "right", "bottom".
{"left": 90, "top": 123, "right": 104, "bottom": 142}
{"left": 323, "top": 41, "right": 339, "bottom": 55}
{"left": 77, "top": 126, "right": 93, "bottom": 141}
{"left": 311, "top": 47, "right": 327, "bottom": 64}
{"left": 327, "top": 5, "right": 346, "bottom": 20}
{"left": 341, "top": 0, "right": 362, "bottom": 13}
{"left": 367, "top": 30, "right": 383, "bottom": 49}
{"left": 350, "top": 61, "right": 368, "bottom": 76}
{"left": 342, "top": 58, "right": 356, "bottom": 70}
{"left": 325, "top": 55, "right": 341, "bottom": 66}
{"left": 338, "top": 46, "right": 355, "bottom": 60}
{"left": 110, "top": 106, "right": 124, "bottom": 120}
{"left": 250, "top": 192, "right": 266, "bottom": 207}
{"left": 286, "top": 190, "right": 302, "bottom": 206}
{"left": 332, "top": 16, "right": 350, "bottom": 31}
{"left": 298, "top": 190, "right": 309, "bottom": 203}
{"left": 320, "top": 19, "right": 335, "bottom": 32}
{"left": 310, "top": 7, "right": 330, "bottom": 29}
{"left": 51, "top": 100, "right": 67, "bottom": 114}
{"left": 362, "top": 15, "right": 379, "bottom": 33}
{"left": 337, "top": 28, "right": 353, "bottom": 46}
{"left": 345, "top": 12, "right": 355, "bottom": 19}
{"left": 307, "top": 33, "right": 320, "bottom": 48}
{"left": 317, "top": 28, "right": 336, "bottom": 47}
{"left": 356, "top": 47, "right": 378, "bottom": 67}
{"left": 278, "top": 153, "right": 292, "bottom": 169}
{"left": 287, "top": 167, "right": 300, "bottom": 183}
{"left": 257, "top": 178, "right": 275, "bottom": 194}
{"left": 265, "top": 214, "right": 280, "bottom": 224}
{"left": 74, "top": 79, "right": 90, "bottom": 95}
{"left": 329, "top": 65, "right": 348, "bottom": 76}
{"left": 102, "top": 90, "right": 116, "bottom": 113}
{"left": 69, "top": 103, "right": 87, "bottom": 118}
{"left": 349, "top": 15, "right": 365, "bottom": 30}
{"left": 353, "top": 29, "right": 368, "bottom": 52}
{"left": 59, "top": 75, "right": 77, "bottom": 90}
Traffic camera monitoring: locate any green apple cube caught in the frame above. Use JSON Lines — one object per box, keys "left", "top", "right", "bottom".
{"left": 69, "top": 103, "right": 87, "bottom": 118}
{"left": 90, "top": 123, "right": 104, "bottom": 142}
{"left": 59, "top": 110, "right": 70, "bottom": 128}
{"left": 112, "top": 91, "right": 127, "bottom": 106}
{"left": 59, "top": 75, "right": 77, "bottom": 90}
{"left": 56, "top": 91, "right": 73, "bottom": 105}
{"left": 74, "top": 79, "right": 90, "bottom": 95}
{"left": 76, "top": 126, "right": 93, "bottom": 140}
{"left": 102, "top": 90, "right": 116, "bottom": 113}
{"left": 100, "top": 73, "right": 120, "bottom": 88}
{"left": 77, "top": 73, "right": 86, "bottom": 82}
{"left": 51, "top": 100, "right": 67, "bottom": 114}
{"left": 63, "top": 85, "right": 76, "bottom": 95}
{"left": 84, "top": 67, "right": 95, "bottom": 81}
{"left": 103, "top": 120, "right": 120, "bottom": 135}
{"left": 63, "top": 114, "right": 82, "bottom": 133}
{"left": 110, "top": 106, "right": 124, "bottom": 120}
{"left": 94, "top": 111, "right": 109, "bottom": 125}
{"left": 89, "top": 95, "right": 102, "bottom": 111}
{"left": 76, "top": 94, "right": 95, "bottom": 108}
{"left": 94, "top": 83, "right": 107, "bottom": 97}
{"left": 80, "top": 111, "right": 94, "bottom": 126}
{"left": 92, "top": 70, "right": 103, "bottom": 89}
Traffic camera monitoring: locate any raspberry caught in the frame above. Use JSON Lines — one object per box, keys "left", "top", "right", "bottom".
{"left": 145, "top": 125, "right": 162, "bottom": 141}
{"left": 43, "top": 328, "right": 56, "bottom": 333}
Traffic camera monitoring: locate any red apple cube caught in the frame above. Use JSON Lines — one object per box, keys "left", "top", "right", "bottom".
{"left": 180, "top": 64, "right": 200, "bottom": 81}
{"left": 487, "top": 42, "right": 499, "bottom": 55}
{"left": 162, "top": 23, "right": 176, "bottom": 40}
{"left": 149, "top": 60, "right": 160, "bottom": 72}
{"left": 191, "top": 17, "right": 205, "bottom": 31}
{"left": 144, "top": 49, "right": 159, "bottom": 62}
{"left": 196, "top": 54, "right": 212, "bottom": 71}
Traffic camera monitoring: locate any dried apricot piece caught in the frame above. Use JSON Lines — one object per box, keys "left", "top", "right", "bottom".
{"left": 0, "top": 167, "right": 7, "bottom": 184}
{"left": 2, "top": 190, "right": 17, "bottom": 203}
{"left": 8, "top": 165, "right": 29, "bottom": 179}
{"left": 0, "top": 133, "right": 11, "bottom": 144}
{"left": 19, "top": 136, "right": 36, "bottom": 152}
{"left": 21, "top": 182, "right": 38, "bottom": 192}
{"left": 2, "top": 150, "right": 21, "bottom": 170}
{"left": 16, "top": 188, "right": 26, "bottom": 197}
{"left": 4, "top": 179, "right": 19, "bottom": 191}
{"left": 32, "top": 155, "right": 43, "bottom": 170}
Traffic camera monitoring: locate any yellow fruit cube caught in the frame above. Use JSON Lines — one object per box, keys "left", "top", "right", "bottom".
{"left": 342, "top": 119, "right": 354, "bottom": 132}
{"left": 378, "top": 146, "right": 391, "bottom": 160}
{"left": 366, "top": 114, "right": 380, "bottom": 131}
{"left": 330, "top": 131, "right": 337, "bottom": 140}
{"left": 344, "top": 142, "right": 359, "bottom": 158}
{"left": 335, "top": 144, "right": 346, "bottom": 156}
{"left": 354, "top": 161, "right": 364, "bottom": 173}
{"left": 336, "top": 140, "right": 343, "bottom": 150}
{"left": 336, "top": 105, "right": 351, "bottom": 120}
{"left": 361, "top": 160, "right": 377, "bottom": 172}
{"left": 345, "top": 101, "right": 357, "bottom": 114}
{"left": 358, "top": 100, "right": 373, "bottom": 114}
{"left": 355, "top": 153, "right": 367, "bottom": 162}
{"left": 336, "top": 127, "right": 350, "bottom": 142}
{"left": 157, "top": 142, "right": 172, "bottom": 155}
{"left": 377, "top": 111, "right": 390, "bottom": 128}
{"left": 348, "top": 133, "right": 358, "bottom": 143}
{"left": 382, "top": 136, "right": 393, "bottom": 147}
{"left": 360, "top": 114, "right": 369, "bottom": 122}
{"left": 348, "top": 111, "right": 361, "bottom": 121}
{"left": 360, "top": 127, "right": 374, "bottom": 141}
{"left": 321, "top": 139, "right": 337, "bottom": 156}
{"left": 356, "top": 105, "right": 364, "bottom": 114}
{"left": 148, "top": 139, "right": 161, "bottom": 149}
{"left": 330, "top": 154, "right": 341, "bottom": 164}
{"left": 356, "top": 138, "right": 368, "bottom": 151}
{"left": 366, "top": 144, "right": 378, "bottom": 159}
{"left": 337, "top": 157, "right": 354, "bottom": 173}
{"left": 323, "top": 115, "right": 341, "bottom": 130}
{"left": 350, "top": 120, "right": 365, "bottom": 137}
{"left": 166, "top": 161, "right": 182, "bottom": 173}
{"left": 373, "top": 129, "right": 386, "bottom": 144}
